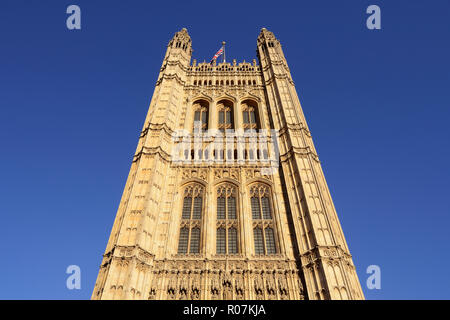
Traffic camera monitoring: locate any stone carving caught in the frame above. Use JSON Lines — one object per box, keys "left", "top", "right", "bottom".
{"left": 190, "top": 275, "right": 201, "bottom": 300}
{"left": 214, "top": 168, "right": 239, "bottom": 181}
{"left": 245, "top": 168, "right": 271, "bottom": 181}
{"left": 277, "top": 275, "right": 289, "bottom": 300}
{"left": 298, "top": 279, "right": 305, "bottom": 300}
{"left": 235, "top": 276, "right": 244, "bottom": 300}
{"left": 92, "top": 27, "right": 365, "bottom": 301}
{"left": 182, "top": 169, "right": 208, "bottom": 182}
{"left": 211, "top": 276, "right": 221, "bottom": 300}
{"left": 179, "top": 277, "right": 189, "bottom": 300}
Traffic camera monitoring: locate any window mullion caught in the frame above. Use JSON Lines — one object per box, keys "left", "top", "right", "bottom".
{"left": 225, "top": 226, "right": 228, "bottom": 254}
{"left": 262, "top": 226, "right": 267, "bottom": 255}
{"left": 190, "top": 193, "right": 195, "bottom": 220}
{"left": 258, "top": 194, "right": 263, "bottom": 220}
{"left": 187, "top": 227, "right": 191, "bottom": 253}
{"left": 225, "top": 194, "right": 228, "bottom": 220}
{"left": 225, "top": 195, "right": 228, "bottom": 253}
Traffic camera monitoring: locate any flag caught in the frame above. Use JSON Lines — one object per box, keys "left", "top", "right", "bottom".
{"left": 210, "top": 46, "right": 224, "bottom": 63}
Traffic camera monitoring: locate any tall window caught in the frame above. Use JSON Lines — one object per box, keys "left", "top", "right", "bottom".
{"left": 193, "top": 100, "right": 209, "bottom": 131}
{"left": 216, "top": 184, "right": 239, "bottom": 254}
{"left": 242, "top": 101, "right": 259, "bottom": 131}
{"left": 250, "top": 184, "right": 278, "bottom": 255}
{"left": 178, "top": 184, "right": 204, "bottom": 254}
{"left": 217, "top": 101, "right": 234, "bottom": 133}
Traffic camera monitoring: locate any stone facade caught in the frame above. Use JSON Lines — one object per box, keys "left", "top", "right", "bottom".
{"left": 91, "top": 28, "right": 364, "bottom": 300}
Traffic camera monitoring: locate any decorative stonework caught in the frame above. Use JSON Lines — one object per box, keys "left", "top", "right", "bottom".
{"left": 181, "top": 168, "right": 208, "bottom": 182}
{"left": 92, "top": 28, "right": 364, "bottom": 301}
{"left": 143, "top": 258, "right": 304, "bottom": 300}
{"left": 213, "top": 168, "right": 240, "bottom": 181}
{"left": 245, "top": 168, "right": 272, "bottom": 181}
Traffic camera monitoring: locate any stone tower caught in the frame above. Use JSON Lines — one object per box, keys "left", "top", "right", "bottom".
{"left": 91, "top": 28, "right": 364, "bottom": 300}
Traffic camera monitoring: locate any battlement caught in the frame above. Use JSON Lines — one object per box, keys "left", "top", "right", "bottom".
{"left": 188, "top": 60, "right": 260, "bottom": 73}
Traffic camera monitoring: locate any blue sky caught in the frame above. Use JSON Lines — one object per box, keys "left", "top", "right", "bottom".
{"left": 0, "top": 1, "right": 449, "bottom": 299}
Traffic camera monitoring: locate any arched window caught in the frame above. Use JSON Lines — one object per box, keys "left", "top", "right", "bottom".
{"left": 250, "top": 184, "right": 278, "bottom": 255}
{"left": 242, "top": 100, "right": 260, "bottom": 131}
{"left": 177, "top": 184, "right": 204, "bottom": 254}
{"left": 193, "top": 100, "right": 209, "bottom": 131}
{"left": 216, "top": 184, "right": 239, "bottom": 254}
{"left": 217, "top": 100, "right": 234, "bottom": 133}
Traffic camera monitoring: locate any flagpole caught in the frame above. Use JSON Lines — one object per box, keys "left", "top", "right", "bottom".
{"left": 222, "top": 41, "right": 226, "bottom": 63}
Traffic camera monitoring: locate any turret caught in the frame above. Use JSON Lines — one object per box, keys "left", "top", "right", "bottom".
{"left": 256, "top": 28, "right": 291, "bottom": 82}
{"left": 162, "top": 28, "right": 192, "bottom": 68}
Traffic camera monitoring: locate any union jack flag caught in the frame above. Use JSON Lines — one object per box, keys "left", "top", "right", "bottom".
{"left": 210, "top": 46, "right": 224, "bottom": 63}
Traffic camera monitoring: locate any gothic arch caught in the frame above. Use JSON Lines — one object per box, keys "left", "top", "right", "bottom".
{"left": 176, "top": 182, "right": 206, "bottom": 255}
{"left": 216, "top": 97, "right": 234, "bottom": 102}
{"left": 192, "top": 99, "right": 209, "bottom": 131}
{"left": 245, "top": 177, "right": 273, "bottom": 188}
{"left": 213, "top": 177, "right": 240, "bottom": 188}
{"left": 247, "top": 182, "right": 279, "bottom": 255}
{"left": 215, "top": 93, "right": 237, "bottom": 103}
{"left": 180, "top": 178, "right": 207, "bottom": 188}
{"left": 214, "top": 182, "right": 240, "bottom": 255}
{"left": 184, "top": 95, "right": 212, "bottom": 131}
{"left": 239, "top": 95, "right": 261, "bottom": 104}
